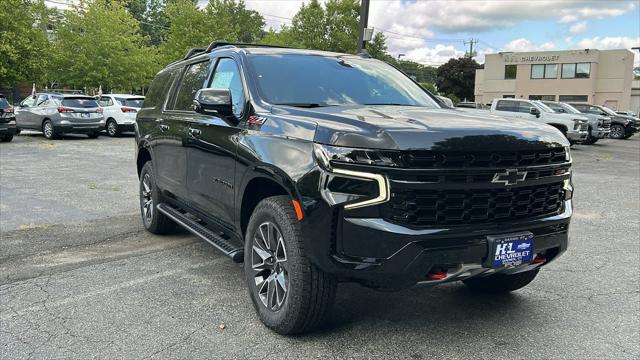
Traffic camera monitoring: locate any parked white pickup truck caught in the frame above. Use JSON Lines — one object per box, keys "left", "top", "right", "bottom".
{"left": 488, "top": 99, "right": 589, "bottom": 144}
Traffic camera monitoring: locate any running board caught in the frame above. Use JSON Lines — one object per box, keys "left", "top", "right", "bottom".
{"left": 157, "top": 203, "right": 244, "bottom": 262}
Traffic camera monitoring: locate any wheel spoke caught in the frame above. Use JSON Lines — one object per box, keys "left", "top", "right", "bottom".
{"left": 267, "top": 275, "right": 277, "bottom": 309}
{"left": 252, "top": 221, "right": 288, "bottom": 311}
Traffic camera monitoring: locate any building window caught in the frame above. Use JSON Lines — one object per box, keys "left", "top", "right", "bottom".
{"left": 502, "top": 95, "right": 515, "bottom": 98}
{"left": 561, "top": 63, "right": 590, "bottom": 79}
{"left": 529, "top": 95, "right": 556, "bottom": 101}
{"left": 504, "top": 65, "right": 517, "bottom": 79}
{"left": 558, "top": 95, "right": 588, "bottom": 102}
{"left": 531, "top": 64, "right": 557, "bottom": 79}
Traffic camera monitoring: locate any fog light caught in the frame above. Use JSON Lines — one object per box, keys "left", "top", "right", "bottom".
{"left": 563, "top": 179, "right": 573, "bottom": 200}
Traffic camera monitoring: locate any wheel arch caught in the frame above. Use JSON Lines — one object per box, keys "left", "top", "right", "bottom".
{"left": 136, "top": 145, "right": 152, "bottom": 178}
{"left": 238, "top": 170, "right": 299, "bottom": 238}
{"left": 548, "top": 123, "right": 568, "bottom": 135}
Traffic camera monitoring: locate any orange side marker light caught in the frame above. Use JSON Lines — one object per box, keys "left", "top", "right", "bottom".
{"left": 292, "top": 200, "right": 303, "bottom": 221}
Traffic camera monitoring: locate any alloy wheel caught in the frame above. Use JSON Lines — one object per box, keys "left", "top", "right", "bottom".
{"left": 251, "top": 221, "right": 288, "bottom": 311}
{"left": 141, "top": 173, "right": 153, "bottom": 224}
{"left": 107, "top": 121, "right": 117, "bottom": 136}
{"left": 610, "top": 125, "right": 624, "bottom": 139}
{"left": 43, "top": 122, "right": 53, "bottom": 138}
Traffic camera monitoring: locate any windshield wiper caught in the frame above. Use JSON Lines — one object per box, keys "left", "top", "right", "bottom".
{"left": 274, "top": 103, "right": 330, "bottom": 108}
{"left": 362, "top": 103, "right": 417, "bottom": 106}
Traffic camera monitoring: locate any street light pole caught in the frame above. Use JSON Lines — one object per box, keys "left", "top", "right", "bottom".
{"left": 357, "top": 0, "right": 370, "bottom": 53}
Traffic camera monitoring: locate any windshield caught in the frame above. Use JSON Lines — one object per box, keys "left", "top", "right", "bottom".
{"left": 599, "top": 106, "right": 617, "bottom": 116}
{"left": 115, "top": 97, "right": 144, "bottom": 108}
{"left": 0, "top": 97, "right": 9, "bottom": 108}
{"left": 532, "top": 101, "right": 554, "bottom": 113}
{"left": 545, "top": 102, "right": 581, "bottom": 114}
{"left": 61, "top": 97, "right": 99, "bottom": 108}
{"left": 248, "top": 54, "right": 439, "bottom": 108}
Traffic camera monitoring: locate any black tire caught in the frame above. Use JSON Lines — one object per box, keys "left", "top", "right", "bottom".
{"left": 0, "top": 134, "right": 13, "bottom": 142}
{"left": 42, "top": 119, "right": 58, "bottom": 139}
{"left": 87, "top": 132, "right": 100, "bottom": 139}
{"left": 139, "top": 161, "right": 175, "bottom": 234}
{"left": 609, "top": 124, "right": 626, "bottom": 139}
{"left": 244, "top": 195, "right": 337, "bottom": 335}
{"left": 582, "top": 127, "right": 597, "bottom": 145}
{"left": 463, "top": 269, "right": 539, "bottom": 293}
{"left": 106, "top": 119, "right": 120, "bottom": 137}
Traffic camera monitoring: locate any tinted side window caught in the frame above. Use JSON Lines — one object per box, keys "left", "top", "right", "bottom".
{"left": 496, "top": 100, "right": 516, "bottom": 112}
{"left": 172, "top": 61, "right": 211, "bottom": 111}
{"left": 99, "top": 96, "right": 113, "bottom": 106}
{"left": 519, "top": 102, "right": 533, "bottom": 113}
{"left": 36, "top": 94, "right": 48, "bottom": 106}
{"left": 144, "top": 70, "right": 173, "bottom": 108}
{"left": 210, "top": 58, "right": 245, "bottom": 117}
{"left": 0, "top": 97, "right": 9, "bottom": 108}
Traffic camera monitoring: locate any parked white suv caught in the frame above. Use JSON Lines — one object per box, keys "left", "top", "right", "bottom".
{"left": 490, "top": 99, "right": 588, "bottom": 144}
{"left": 98, "top": 94, "right": 144, "bottom": 136}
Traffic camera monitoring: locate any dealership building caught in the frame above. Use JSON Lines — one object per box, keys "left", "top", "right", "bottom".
{"left": 474, "top": 49, "right": 637, "bottom": 111}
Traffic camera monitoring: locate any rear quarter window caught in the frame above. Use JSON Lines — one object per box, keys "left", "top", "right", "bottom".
{"left": 62, "top": 98, "right": 99, "bottom": 108}
{"left": 496, "top": 100, "right": 517, "bottom": 112}
{"left": 144, "top": 70, "right": 174, "bottom": 108}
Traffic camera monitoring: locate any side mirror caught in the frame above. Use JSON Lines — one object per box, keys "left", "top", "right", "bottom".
{"left": 193, "top": 88, "right": 233, "bottom": 117}
{"left": 529, "top": 107, "right": 540, "bottom": 117}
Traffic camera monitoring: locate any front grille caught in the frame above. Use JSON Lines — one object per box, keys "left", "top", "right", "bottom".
{"left": 384, "top": 182, "right": 565, "bottom": 227}
{"left": 600, "top": 119, "right": 611, "bottom": 130}
{"left": 405, "top": 147, "right": 566, "bottom": 168}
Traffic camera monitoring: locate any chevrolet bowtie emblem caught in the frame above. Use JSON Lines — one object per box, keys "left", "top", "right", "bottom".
{"left": 492, "top": 169, "right": 527, "bottom": 186}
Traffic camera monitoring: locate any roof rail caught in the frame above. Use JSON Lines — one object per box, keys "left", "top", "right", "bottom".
{"left": 183, "top": 48, "right": 206, "bottom": 60}
{"left": 205, "top": 40, "right": 290, "bottom": 53}
{"left": 174, "top": 41, "right": 291, "bottom": 64}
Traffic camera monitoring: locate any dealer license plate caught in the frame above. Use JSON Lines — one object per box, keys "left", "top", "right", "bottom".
{"left": 486, "top": 232, "right": 534, "bottom": 268}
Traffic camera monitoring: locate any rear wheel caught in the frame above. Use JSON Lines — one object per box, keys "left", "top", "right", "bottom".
{"left": 139, "top": 161, "right": 174, "bottom": 234}
{"left": 609, "top": 124, "right": 626, "bottom": 139}
{"left": 463, "top": 269, "right": 539, "bottom": 293}
{"left": 106, "top": 119, "right": 119, "bottom": 137}
{"left": 244, "top": 196, "right": 337, "bottom": 334}
{"left": 42, "top": 120, "right": 58, "bottom": 139}
{"left": 0, "top": 134, "right": 13, "bottom": 142}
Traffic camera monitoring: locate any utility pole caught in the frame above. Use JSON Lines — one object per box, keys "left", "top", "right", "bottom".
{"left": 357, "top": 0, "right": 371, "bottom": 53}
{"left": 464, "top": 39, "right": 478, "bottom": 59}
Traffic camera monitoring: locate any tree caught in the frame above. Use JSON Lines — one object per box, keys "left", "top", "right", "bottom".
{"left": 159, "top": 0, "right": 264, "bottom": 65}
{"left": 51, "top": 0, "right": 157, "bottom": 91}
{"left": 126, "top": 0, "right": 168, "bottom": 46}
{"left": 436, "top": 57, "right": 481, "bottom": 101}
{"left": 323, "top": 0, "right": 359, "bottom": 53}
{"left": 368, "top": 32, "right": 395, "bottom": 62}
{"left": 0, "top": 0, "right": 51, "bottom": 87}
{"left": 291, "top": 0, "right": 326, "bottom": 50}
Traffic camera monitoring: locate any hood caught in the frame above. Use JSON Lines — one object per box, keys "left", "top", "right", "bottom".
{"left": 273, "top": 105, "right": 568, "bottom": 151}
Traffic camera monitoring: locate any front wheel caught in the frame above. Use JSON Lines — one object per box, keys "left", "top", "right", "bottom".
{"left": 463, "top": 269, "right": 539, "bottom": 292}
{"left": 609, "top": 124, "right": 626, "bottom": 139}
{"left": 244, "top": 196, "right": 337, "bottom": 335}
{"left": 0, "top": 134, "right": 13, "bottom": 142}
{"left": 582, "top": 127, "right": 597, "bottom": 145}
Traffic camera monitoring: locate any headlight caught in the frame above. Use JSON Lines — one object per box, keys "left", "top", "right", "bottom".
{"left": 313, "top": 143, "right": 403, "bottom": 171}
{"left": 314, "top": 144, "right": 391, "bottom": 209}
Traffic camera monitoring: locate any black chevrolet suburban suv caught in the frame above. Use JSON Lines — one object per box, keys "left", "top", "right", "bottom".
{"left": 135, "top": 42, "right": 573, "bottom": 334}
{"left": 0, "top": 94, "right": 17, "bottom": 142}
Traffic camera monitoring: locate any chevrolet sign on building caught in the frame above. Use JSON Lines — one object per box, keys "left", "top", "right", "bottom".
{"left": 474, "top": 49, "right": 636, "bottom": 111}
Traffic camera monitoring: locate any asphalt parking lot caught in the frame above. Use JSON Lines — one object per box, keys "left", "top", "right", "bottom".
{"left": 1, "top": 131, "right": 639, "bottom": 359}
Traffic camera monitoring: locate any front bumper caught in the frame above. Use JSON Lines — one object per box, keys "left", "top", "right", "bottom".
{"left": 303, "top": 199, "right": 571, "bottom": 289}
{"left": 567, "top": 129, "right": 588, "bottom": 141}
{"left": 591, "top": 128, "right": 610, "bottom": 139}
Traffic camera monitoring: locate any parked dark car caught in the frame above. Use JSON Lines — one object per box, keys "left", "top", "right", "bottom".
{"left": 569, "top": 103, "right": 639, "bottom": 139}
{"left": 15, "top": 93, "right": 105, "bottom": 139}
{"left": 136, "top": 42, "right": 573, "bottom": 334}
{"left": 0, "top": 94, "right": 17, "bottom": 142}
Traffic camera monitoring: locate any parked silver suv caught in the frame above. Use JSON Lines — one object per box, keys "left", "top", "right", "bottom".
{"left": 15, "top": 93, "right": 105, "bottom": 139}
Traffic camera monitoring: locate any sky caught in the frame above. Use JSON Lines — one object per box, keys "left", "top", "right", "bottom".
{"left": 242, "top": 0, "right": 640, "bottom": 65}
{"left": 45, "top": 0, "right": 640, "bottom": 66}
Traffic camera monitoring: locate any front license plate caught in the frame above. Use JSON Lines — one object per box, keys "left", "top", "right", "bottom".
{"left": 486, "top": 232, "right": 534, "bottom": 268}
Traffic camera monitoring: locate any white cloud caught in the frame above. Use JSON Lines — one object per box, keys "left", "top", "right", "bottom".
{"left": 569, "top": 21, "right": 587, "bottom": 35}
{"left": 577, "top": 36, "right": 640, "bottom": 49}
{"left": 503, "top": 38, "right": 556, "bottom": 52}
{"left": 403, "top": 44, "right": 466, "bottom": 66}
{"left": 559, "top": 14, "right": 579, "bottom": 23}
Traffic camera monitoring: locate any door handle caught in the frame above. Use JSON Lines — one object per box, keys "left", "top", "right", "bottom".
{"left": 159, "top": 124, "right": 169, "bottom": 132}
{"left": 188, "top": 128, "right": 201, "bottom": 137}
